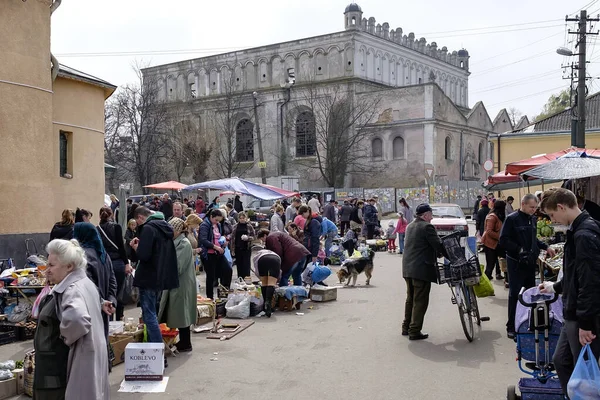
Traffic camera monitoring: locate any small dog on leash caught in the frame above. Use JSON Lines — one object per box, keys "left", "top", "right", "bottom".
{"left": 336, "top": 249, "right": 375, "bottom": 287}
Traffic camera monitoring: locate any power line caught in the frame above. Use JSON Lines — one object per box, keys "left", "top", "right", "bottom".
{"left": 488, "top": 85, "right": 567, "bottom": 107}
{"left": 473, "top": 32, "right": 563, "bottom": 65}
{"left": 55, "top": 24, "right": 565, "bottom": 59}
{"left": 419, "top": 19, "right": 562, "bottom": 35}
{"left": 471, "top": 49, "right": 555, "bottom": 77}
{"left": 471, "top": 70, "right": 559, "bottom": 94}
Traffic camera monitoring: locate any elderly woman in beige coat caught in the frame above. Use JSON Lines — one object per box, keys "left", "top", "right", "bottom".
{"left": 159, "top": 217, "right": 197, "bottom": 352}
{"left": 34, "top": 239, "right": 109, "bottom": 400}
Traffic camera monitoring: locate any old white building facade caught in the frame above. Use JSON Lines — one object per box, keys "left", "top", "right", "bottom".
{"left": 142, "top": 3, "right": 508, "bottom": 188}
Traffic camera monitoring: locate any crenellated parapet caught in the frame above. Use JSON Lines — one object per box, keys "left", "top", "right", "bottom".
{"left": 343, "top": 3, "right": 469, "bottom": 71}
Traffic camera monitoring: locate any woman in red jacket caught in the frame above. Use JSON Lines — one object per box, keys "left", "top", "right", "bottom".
{"left": 393, "top": 212, "right": 409, "bottom": 254}
{"left": 481, "top": 200, "right": 506, "bottom": 281}
{"left": 257, "top": 230, "right": 310, "bottom": 286}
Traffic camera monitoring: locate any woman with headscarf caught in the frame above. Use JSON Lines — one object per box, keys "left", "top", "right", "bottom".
{"left": 50, "top": 209, "right": 75, "bottom": 241}
{"left": 158, "top": 218, "right": 196, "bottom": 352}
{"left": 73, "top": 222, "right": 117, "bottom": 341}
{"left": 97, "top": 207, "right": 132, "bottom": 322}
{"left": 234, "top": 195, "right": 243, "bottom": 213}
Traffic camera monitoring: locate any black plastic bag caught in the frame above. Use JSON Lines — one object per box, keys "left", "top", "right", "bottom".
{"left": 117, "top": 274, "right": 139, "bottom": 305}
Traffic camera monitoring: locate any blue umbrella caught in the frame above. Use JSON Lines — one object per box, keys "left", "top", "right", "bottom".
{"left": 185, "top": 178, "right": 285, "bottom": 201}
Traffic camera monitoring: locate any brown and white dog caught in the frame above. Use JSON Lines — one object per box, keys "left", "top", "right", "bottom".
{"left": 336, "top": 249, "right": 375, "bottom": 287}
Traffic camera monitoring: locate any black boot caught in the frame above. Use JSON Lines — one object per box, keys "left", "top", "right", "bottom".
{"left": 263, "top": 286, "right": 274, "bottom": 318}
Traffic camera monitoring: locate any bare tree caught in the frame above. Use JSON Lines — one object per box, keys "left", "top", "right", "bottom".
{"left": 507, "top": 107, "right": 523, "bottom": 127}
{"left": 111, "top": 64, "right": 171, "bottom": 189}
{"left": 104, "top": 99, "right": 131, "bottom": 194}
{"left": 164, "top": 111, "right": 212, "bottom": 183}
{"left": 209, "top": 70, "right": 255, "bottom": 178}
{"left": 291, "top": 81, "right": 381, "bottom": 187}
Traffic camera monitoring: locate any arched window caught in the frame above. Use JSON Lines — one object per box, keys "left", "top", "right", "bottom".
{"left": 393, "top": 137, "right": 405, "bottom": 159}
{"left": 445, "top": 136, "right": 452, "bottom": 160}
{"left": 478, "top": 141, "right": 485, "bottom": 164}
{"left": 372, "top": 138, "right": 383, "bottom": 160}
{"left": 296, "top": 111, "right": 316, "bottom": 157}
{"left": 236, "top": 119, "right": 254, "bottom": 162}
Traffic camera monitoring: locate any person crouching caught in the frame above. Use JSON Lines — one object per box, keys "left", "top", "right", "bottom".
{"left": 252, "top": 247, "right": 281, "bottom": 317}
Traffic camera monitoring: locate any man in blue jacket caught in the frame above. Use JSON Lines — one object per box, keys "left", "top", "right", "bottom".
{"left": 539, "top": 188, "right": 600, "bottom": 395}
{"left": 320, "top": 217, "right": 338, "bottom": 257}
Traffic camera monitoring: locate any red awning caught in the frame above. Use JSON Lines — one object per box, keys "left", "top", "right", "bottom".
{"left": 257, "top": 183, "right": 299, "bottom": 198}
{"left": 143, "top": 180, "right": 187, "bottom": 190}
{"left": 505, "top": 147, "right": 600, "bottom": 175}
{"left": 485, "top": 170, "right": 523, "bottom": 184}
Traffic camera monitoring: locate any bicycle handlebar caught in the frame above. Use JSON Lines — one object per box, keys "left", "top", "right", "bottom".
{"left": 518, "top": 287, "right": 558, "bottom": 307}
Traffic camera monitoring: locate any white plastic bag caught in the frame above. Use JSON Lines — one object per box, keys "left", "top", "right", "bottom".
{"left": 225, "top": 293, "right": 250, "bottom": 319}
{"left": 231, "top": 277, "right": 247, "bottom": 291}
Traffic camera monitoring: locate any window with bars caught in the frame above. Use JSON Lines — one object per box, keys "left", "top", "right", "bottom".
{"left": 59, "top": 131, "right": 68, "bottom": 176}
{"left": 236, "top": 119, "right": 254, "bottom": 162}
{"left": 295, "top": 111, "right": 316, "bottom": 157}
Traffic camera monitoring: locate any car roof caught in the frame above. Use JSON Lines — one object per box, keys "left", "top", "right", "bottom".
{"left": 430, "top": 203, "right": 461, "bottom": 207}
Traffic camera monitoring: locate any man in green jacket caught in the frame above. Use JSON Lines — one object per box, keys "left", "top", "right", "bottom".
{"left": 402, "top": 203, "right": 445, "bottom": 340}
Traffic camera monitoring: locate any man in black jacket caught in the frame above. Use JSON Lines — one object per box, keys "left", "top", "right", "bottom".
{"left": 130, "top": 207, "right": 178, "bottom": 347}
{"left": 402, "top": 204, "right": 445, "bottom": 341}
{"left": 539, "top": 188, "right": 600, "bottom": 395}
{"left": 475, "top": 199, "right": 490, "bottom": 237}
{"left": 499, "top": 194, "right": 555, "bottom": 339}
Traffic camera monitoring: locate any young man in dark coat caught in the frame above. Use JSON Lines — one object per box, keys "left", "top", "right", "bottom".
{"left": 363, "top": 198, "right": 379, "bottom": 239}
{"left": 130, "top": 207, "right": 178, "bottom": 348}
{"left": 539, "top": 188, "right": 600, "bottom": 395}
{"left": 499, "top": 194, "right": 555, "bottom": 339}
{"left": 402, "top": 203, "right": 445, "bottom": 341}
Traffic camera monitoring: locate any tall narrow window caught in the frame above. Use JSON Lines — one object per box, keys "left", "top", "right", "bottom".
{"left": 59, "top": 132, "right": 68, "bottom": 176}
{"left": 296, "top": 111, "right": 316, "bottom": 157}
{"left": 393, "top": 137, "right": 405, "bottom": 159}
{"left": 189, "top": 83, "right": 197, "bottom": 98}
{"left": 479, "top": 141, "right": 485, "bottom": 164}
{"left": 235, "top": 119, "right": 254, "bottom": 162}
{"left": 372, "top": 138, "right": 383, "bottom": 160}
{"left": 445, "top": 136, "right": 452, "bottom": 160}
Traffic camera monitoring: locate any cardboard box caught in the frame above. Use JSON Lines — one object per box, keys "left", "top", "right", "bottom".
{"left": 310, "top": 287, "right": 338, "bottom": 302}
{"left": 0, "top": 377, "right": 17, "bottom": 400}
{"left": 12, "top": 369, "right": 23, "bottom": 395}
{"left": 124, "top": 342, "right": 164, "bottom": 381}
{"left": 109, "top": 334, "right": 134, "bottom": 367}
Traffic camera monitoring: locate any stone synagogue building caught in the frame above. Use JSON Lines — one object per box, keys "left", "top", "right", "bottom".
{"left": 142, "top": 3, "right": 511, "bottom": 188}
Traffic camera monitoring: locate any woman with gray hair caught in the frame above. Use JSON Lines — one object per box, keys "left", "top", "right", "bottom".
{"left": 33, "top": 239, "right": 109, "bottom": 399}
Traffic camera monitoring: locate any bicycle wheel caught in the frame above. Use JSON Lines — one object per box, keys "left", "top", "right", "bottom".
{"left": 456, "top": 282, "right": 474, "bottom": 342}
{"left": 469, "top": 286, "right": 481, "bottom": 326}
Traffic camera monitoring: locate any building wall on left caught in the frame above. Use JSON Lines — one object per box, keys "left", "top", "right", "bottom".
{"left": 0, "top": 1, "right": 109, "bottom": 265}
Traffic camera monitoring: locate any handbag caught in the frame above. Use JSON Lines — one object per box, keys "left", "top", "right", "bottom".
{"left": 117, "top": 274, "right": 139, "bottom": 305}
{"left": 567, "top": 344, "right": 600, "bottom": 399}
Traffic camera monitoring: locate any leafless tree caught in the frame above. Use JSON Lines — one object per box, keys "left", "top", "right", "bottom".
{"left": 291, "top": 81, "right": 381, "bottom": 187}
{"left": 164, "top": 111, "right": 212, "bottom": 183}
{"left": 110, "top": 64, "right": 171, "bottom": 189}
{"left": 209, "top": 69, "right": 255, "bottom": 178}
{"left": 104, "top": 99, "right": 131, "bottom": 194}
{"left": 507, "top": 107, "right": 523, "bottom": 128}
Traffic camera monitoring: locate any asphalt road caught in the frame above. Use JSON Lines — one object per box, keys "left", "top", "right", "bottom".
{"left": 2, "top": 245, "right": 525, "bottom": 400}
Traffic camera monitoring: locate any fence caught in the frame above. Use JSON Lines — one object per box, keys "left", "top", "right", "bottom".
{"left": 303, "top": 181, "right": 487, "bottom": 213}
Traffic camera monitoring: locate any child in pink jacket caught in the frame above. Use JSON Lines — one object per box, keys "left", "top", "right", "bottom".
{"left": 394, "top": 212, "right": 408, "bottom": 254}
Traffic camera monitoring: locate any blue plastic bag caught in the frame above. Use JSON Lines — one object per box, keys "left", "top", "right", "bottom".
{"left": 567, "top": 344, "right": 600, "bottom": 400}
{"left": 224, "top": 247, "right": 233, "bottom": 266}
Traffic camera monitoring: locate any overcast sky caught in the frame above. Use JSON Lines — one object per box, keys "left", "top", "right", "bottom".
{"left": 51, "top": 0, "right": 600, "bottom": 121}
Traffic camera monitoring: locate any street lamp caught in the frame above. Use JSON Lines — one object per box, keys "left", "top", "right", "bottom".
{"left": 556, "top": 47, "right": 573, "bottom": 56}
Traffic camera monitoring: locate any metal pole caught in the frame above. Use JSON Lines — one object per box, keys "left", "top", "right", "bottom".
{"left": 577, "top": 10, "right": 587, "bottom": 148}
{"left": 252, "top": 92, "right": 267, "bottom": 184}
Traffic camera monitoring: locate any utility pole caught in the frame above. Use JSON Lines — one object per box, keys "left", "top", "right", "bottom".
{"left": 252, "top": 91, "right": 267, "bottom": 184}
{"left": 566, "top": 10, "right": 599, "bottom": 148}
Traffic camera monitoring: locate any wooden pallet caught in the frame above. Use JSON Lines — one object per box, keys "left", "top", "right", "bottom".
{"left": 206, "top": 319, "right": 255, "bottom": 340}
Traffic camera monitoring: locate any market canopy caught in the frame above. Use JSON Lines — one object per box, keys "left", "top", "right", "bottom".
{"left": 144, "top": 181, "right": 188, "bottom": 190}
{"left": 482, "top": 170, "right": 562, "bottom": 191}
{"left": 257, "top": 183, "right": 300, "bottom": 198}
{"left": 523, "top": 151, "right": 600, "bottom": 180}
{"left": 185, "top": 178, "right": 286, "bottom": 200}
{"left": 505, "top": 147, "right": 600, "bottom": 175}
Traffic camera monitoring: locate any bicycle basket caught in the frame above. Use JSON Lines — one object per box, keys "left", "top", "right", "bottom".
{"left": 437, "top": 256, "right": 481, "bottom": 285}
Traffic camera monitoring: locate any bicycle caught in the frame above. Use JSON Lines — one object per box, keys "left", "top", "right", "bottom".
{"left": 437, "top": 232, "right": 490, "bottom": 342}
